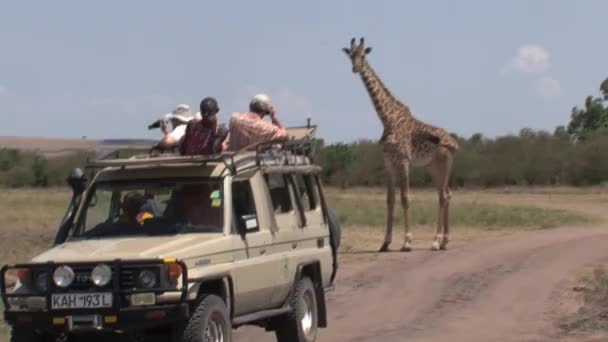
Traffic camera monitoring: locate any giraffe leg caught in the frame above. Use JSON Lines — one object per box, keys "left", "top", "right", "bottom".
{"left": 428, "top": 147, "right": 453, "bottom": 251}
{"left": 440, "top": 189, "right": 451, "bottom": 250}
{"left": 379, "top": 159, "right": 395, "bottom": 252}
{"left": 440, "top": 152, "right": 454, "bottom": 250}
{"left": 399, "top": 161, "right": 413, "bottom": 252}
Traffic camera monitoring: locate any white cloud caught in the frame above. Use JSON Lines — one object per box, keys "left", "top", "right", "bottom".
{"left": 534, "top": 76, "right": 561, "bottom": 98}
{"left": 502, "top": 44, "right": 551, "bottom": 75}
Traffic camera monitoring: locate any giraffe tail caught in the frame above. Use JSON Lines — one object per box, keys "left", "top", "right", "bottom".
{"left": 442, "top": 138, "right": 459, "bottom": 152}
{"left": 423, "top": 131, "right": 459, "bottom": 152}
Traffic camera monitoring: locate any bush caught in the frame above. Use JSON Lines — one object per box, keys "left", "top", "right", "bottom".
{"left": 316, "top": 129, "right": 608, "bottom": 188}
{"left": 0, "top": 148, "right": 95, "bottom": 188}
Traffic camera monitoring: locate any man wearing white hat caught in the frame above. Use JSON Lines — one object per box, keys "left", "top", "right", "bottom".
{"left": 226, "top": 94, "right": 289, "bottom": 151}
{"left": 150, "top": 104, "right": 194, "bottom": 150}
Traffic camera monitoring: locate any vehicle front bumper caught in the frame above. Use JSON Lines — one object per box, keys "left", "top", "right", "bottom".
{"left": 4, "top": 303, "right": 190, "bottom": 333}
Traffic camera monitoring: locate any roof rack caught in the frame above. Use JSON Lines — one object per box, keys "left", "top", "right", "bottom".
{"left": 83, "top": 137, "right": 319, "bottom": 176}
{"left": 86, "top": 152, "right": 237, "bottom": 174}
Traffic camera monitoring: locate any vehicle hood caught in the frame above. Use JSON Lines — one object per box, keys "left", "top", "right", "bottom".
{"left": 31, "top": 234, "right": 225, "bottom": 263}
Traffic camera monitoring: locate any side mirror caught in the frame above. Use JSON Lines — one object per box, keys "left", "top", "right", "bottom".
{"left": 66, "top": 168, "right": 87, "bottom": 196}
{"left": 55, "top": 168, "right": 88, "bottom": 246}
{"left": 239, "top": 214, "right": 258, "bottom": 234}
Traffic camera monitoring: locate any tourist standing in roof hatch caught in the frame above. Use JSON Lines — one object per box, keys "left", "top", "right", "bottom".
{"left": 226, "top": 94, "right": 290, "bottom": 151}
{"left": 179, "top": 97, "right": 228, "bottom": 156}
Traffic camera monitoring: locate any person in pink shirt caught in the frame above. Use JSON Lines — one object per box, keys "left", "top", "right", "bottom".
{"left": 226, "top": 94, "right": 289, "bottom": 151}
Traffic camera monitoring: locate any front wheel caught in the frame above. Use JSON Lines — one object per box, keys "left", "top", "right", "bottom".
{"left": 11, "top": 329, "right": 44, "bottom": 342}
{"left": 181, "top": 294, "right": 231, "bottom": 342}
{"left": 275, "top": 277, "right": 318, "bottom": 342}
{"left": 9, "top": 329, "right": 52, "bottom": 342}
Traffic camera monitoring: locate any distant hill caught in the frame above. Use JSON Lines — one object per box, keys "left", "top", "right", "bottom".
{"left": 101, "top": 139, "right": 158, "bottom": 146}
{"left": 0, "top": 136, "right": 156, "bottom": 158}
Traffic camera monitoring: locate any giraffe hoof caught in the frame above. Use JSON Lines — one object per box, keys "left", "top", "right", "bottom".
{"left": 431, "top": 241, "right": 441, "bottom": 251}
{"left": 400, "top": 246, "right": 412, "bottom": 252}
{"left": 440, "top": 237, "right": 449, "bottom": 250}
{"left": 378, "top": 243, "right": 390, "bottom": 252}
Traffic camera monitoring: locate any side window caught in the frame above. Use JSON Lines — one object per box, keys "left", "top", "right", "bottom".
{"left": 294, "top": 174, "right": 318, "bottom": 211}
{"left": 232, "top": 180, "right": 258, "bottom": 233}
{"left": 264, "top": 174, "right": 293, "bottom": 214}
{"left": 232, "top": 180, "right": 260, "bottom": 232}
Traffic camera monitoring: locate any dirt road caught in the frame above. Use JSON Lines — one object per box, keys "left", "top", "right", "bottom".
{"left": 234, "top": 226, "right": 608, "bottom": 342}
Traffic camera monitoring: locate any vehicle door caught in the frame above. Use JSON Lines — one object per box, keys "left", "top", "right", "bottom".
{"left": 229, "top": 172, "right": 280, "bottom": 315}
{"left": 289, "top": 173, "right": 333, "bottom": 286}
{"left": 263, "top": 172, "right": 301, "bottom": 306}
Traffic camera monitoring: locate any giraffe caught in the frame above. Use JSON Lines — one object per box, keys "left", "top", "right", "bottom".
{"left": 342, "top": 37, "right": 459, "bottom": 252}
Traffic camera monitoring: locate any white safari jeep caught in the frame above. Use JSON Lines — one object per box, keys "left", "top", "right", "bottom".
{"left": 1, "top": 136, "right": 340, "bottom": 342}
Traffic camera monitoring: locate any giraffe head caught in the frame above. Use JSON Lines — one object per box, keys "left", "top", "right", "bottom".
{"left": 342, "top": 37, "right": 372, "bottom": 73}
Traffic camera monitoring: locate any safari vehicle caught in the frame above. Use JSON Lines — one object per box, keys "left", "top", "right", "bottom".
{"left": 1, "top": 131, "right": 341, "bottom": 342}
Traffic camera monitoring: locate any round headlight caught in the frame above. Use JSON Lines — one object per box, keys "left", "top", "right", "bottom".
{"left": 53, "top": 266, "right": 74, "bottom": 288}
{"left": 137, "top": 270, "right": 157, "bottom": 289}
{"left": 91, "top": 264, "right": 112, "bottom": 287}
{"left": 35, "top": 272, "right": 49, "bottom": 292}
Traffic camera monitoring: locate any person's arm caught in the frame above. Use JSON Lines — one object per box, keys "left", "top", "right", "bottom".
{"left": 269, "top": 105, "right": 284, "bottom": 129}
{"left": 257, "top": 118, "right": 289, "bottom": 141}
{"left": 178, "top": 122, "right": 191, "bottom": 155}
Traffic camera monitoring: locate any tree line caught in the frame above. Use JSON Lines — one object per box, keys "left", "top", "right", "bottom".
{"left": 316, "top": 130, "right": 608, "bottom": 188}
{"left": 0, "top": 149, "right": 94, "bottom": 188}
{"left": 1, "top": 78, "right": 607, "bottom": 189}
{"left": 317, "top": 78, "right": 608, "bottom": 188}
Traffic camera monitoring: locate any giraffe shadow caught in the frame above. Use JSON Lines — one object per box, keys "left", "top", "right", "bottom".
{"left": 344, "top": 247, "right": 428, "bottom": 255}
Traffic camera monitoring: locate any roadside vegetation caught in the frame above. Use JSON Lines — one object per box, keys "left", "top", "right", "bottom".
{"left": 326, "top": 191, "right": 591, "bottom": 230}
{"left": 317, "top": 78, "right": 608, "bottom": 189}
{"left": 562, "top": 267, "right": 608, "bottom": 333}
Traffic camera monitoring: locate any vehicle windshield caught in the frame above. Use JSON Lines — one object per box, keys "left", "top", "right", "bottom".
{"left": 71, "top": 178, "right": 223, "bottom": 239}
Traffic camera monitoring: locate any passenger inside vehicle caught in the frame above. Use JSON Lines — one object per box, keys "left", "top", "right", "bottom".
{"left": 78, "top": 180, "right": 224, "bottom": 239}
{"left": 84, "top": 191, "right": 146, "bottom": 238}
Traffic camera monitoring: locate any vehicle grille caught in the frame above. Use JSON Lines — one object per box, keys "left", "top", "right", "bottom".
{"left": 71, "top": 266, "right": 98, "bottom": 290}
{"left": 52, "top": 264, "right": 161, "bottom": 291}
{"left": 119, "top": 268, "right": 137, "bottom": 289}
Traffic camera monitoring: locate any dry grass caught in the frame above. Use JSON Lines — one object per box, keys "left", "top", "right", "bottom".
{"left": 326, "top": 187, "right": 599, "bottom": 255}
{"left": 561, "top": 267, "right": 608, "bottom": 334}
{"left": 328, "top": 193, "right": 590, "bottom": 230}
{"left": 0, "top": 188, "right": 71, "bottom": 266}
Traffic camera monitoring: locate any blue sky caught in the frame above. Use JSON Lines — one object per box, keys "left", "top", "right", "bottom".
{"left": 0, "top": 1, "right": 606, "bottom": 143}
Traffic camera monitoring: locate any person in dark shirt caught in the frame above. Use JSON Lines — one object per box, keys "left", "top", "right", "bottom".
{"left": 179, "top": 97, "right": 229, "bottom": 156}
{"left": 84, "top": 191, "right": 146, "bottom": 238}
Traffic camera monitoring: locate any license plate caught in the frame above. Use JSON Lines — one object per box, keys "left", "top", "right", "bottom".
{"left": 51, "top": 293, "right": 113, "bottom": 309}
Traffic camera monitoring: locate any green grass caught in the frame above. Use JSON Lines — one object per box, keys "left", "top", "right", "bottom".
{"left": 327, "top": 194, "right": 591, "bottom": 229}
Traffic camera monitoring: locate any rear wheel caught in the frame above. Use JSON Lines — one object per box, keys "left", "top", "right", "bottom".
{"left": 327, "top": 207, "right": 341, "bottom": 283}
{"left": 181, "top": 294, "right": 231, "bottom": 342}
{"left": 275, "top": 277, "right": 318, "bottom": 342}
{"left": 327, "top": 207, "right": 341, "bottom": 251}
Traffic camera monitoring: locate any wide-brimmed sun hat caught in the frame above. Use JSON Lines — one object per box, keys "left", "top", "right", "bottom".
{"left": 163, "top": 104, "right": 193, "bottom": 123}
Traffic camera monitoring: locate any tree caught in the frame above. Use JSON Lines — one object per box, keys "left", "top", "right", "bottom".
{"left": 567, "top": 78, "right": 608, "bottom": 141}
{"left": 32, "top": 157, "right": 49, "bottom": 187}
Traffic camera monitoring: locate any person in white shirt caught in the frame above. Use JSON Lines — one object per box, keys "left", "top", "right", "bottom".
{"left": 149, "top": 104, "right": 194, "bottom": 150}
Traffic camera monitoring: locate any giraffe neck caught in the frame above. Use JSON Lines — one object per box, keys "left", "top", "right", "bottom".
{"left": 358, "top": 61, "right": 408, "bottom": 127}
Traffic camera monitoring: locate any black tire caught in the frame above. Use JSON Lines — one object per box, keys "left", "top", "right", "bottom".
{"left": 327, "top": 207, "right": 341, "bottom": 284}
{"left": 275, "top": 277, "right": 318, "bottom": 342}
{"left": 327, "top": 207, "right": 341, "bottom": 251}
{"left": 180, "top": 294, "right": 231, "bottom": 342}
{"left": 10, "top": 329, "right": 44, "bottom": 342}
